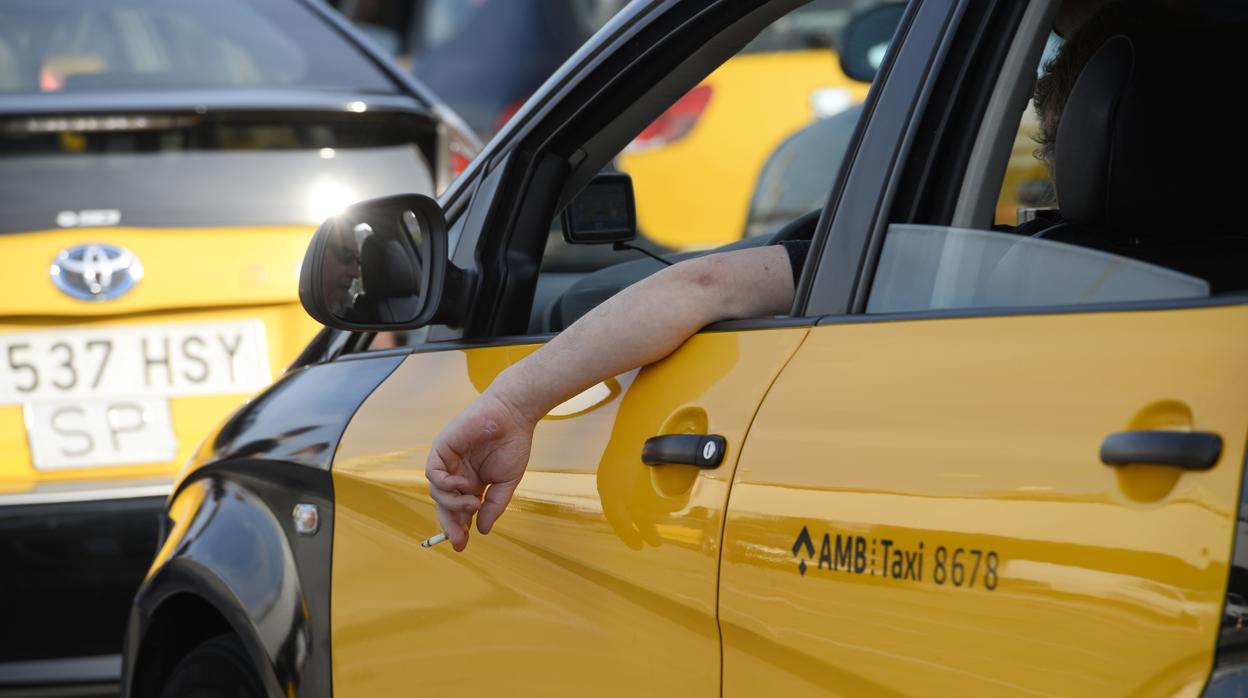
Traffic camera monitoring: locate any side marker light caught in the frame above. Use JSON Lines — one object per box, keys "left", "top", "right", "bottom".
{"left": 293, "top": 503, "right": 320, "bottom": 535}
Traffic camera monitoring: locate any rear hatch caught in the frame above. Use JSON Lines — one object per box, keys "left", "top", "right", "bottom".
{"left": 0, "top": 0, "right": 447, "bottom": 494}
{"left": 0, "top": 106, "right": 440, "bottom": 492}
{"left": 0, "top": 0, "right": 446, "bottom": 674}
{"left": 0, "top": 106, "right": 445, "bottom": 672}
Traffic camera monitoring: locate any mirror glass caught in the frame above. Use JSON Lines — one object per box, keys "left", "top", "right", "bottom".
{"left": 563, "top": 172, "right": 637, "bottom": 245}
{"left": 313, "top": 195, "right": 440, "bottom": 326}
{"left": 839, "top": 3, "right": 905, "bottom": 83}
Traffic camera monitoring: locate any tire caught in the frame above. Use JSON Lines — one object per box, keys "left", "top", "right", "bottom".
{"left": 157, "top": 633, "right": 266, "bottom": 698}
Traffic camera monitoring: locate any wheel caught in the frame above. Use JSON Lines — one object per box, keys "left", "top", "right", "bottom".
{"left": 158, "top": 633, "right": 266, "bottom": 698}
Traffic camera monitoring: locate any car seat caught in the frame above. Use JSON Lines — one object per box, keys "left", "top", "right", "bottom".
{"left": 1035, "top": 25, "right": 1248, "bottom": 293}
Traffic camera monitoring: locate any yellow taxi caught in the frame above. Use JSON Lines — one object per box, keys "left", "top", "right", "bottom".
{"left": 124, "top": 1, "right": 1248, "bottom": 697}
{"left": 0, "top": 0, "right": 475, "bottom": 691}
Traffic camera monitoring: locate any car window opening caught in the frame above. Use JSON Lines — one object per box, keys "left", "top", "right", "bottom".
{"left": 868, "top": 0, "right": 1248, "bottom": 315}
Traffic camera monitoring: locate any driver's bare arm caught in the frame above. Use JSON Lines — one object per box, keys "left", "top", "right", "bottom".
{"left": 425, "top": 244, "right": 797, "bottom": 550}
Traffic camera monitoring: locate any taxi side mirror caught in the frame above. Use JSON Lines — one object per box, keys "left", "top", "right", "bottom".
{"left": 298, "top": 194, "right": 470, "bottom": 330}
{"left": 839, "top": 3, "right": 906, "bottom": 83}
{"left": 562, "top": 172, "right": 637, "bottom": 245}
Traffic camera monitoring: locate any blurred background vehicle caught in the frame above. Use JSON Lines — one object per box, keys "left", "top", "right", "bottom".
{"left": 333, "top": 0, "right": 881, "bottom": 251}
{"left": 338, "top": 0, "right": 1054, "bottom": 251}
{"left": 0, "top": 0, "right": 475, "bottom": 694}
{"left": 745, "top": 24, "right": 1057, "bottom": 239}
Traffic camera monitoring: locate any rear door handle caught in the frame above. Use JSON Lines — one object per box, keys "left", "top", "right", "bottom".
{"left": 642, "top": 434, "right": 726, "bottom": 468}
{"left": 1100, "top": 430, "right": 1222, "bottom": 470}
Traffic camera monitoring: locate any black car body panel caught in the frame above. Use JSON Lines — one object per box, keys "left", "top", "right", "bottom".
{"left": 122, "top": 355, "right": 403, "bottom": 698}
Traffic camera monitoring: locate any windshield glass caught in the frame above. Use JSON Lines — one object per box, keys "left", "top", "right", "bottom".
{"left": 0, "top": 0, "right": 398, "bottom": 94}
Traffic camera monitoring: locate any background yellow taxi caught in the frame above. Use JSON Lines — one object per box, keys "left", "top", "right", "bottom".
{"left": 0, "top": 0, "right": 475, "bottom": 692}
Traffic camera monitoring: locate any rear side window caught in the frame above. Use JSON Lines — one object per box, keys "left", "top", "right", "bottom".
{"left": 866, "top": 7, "right": 1247, "bottom": 314}
{"left": 0, "top": 0, "right": 398, "bottom": 94}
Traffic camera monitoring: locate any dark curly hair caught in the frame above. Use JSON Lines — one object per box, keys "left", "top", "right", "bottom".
{"left": 1033, "top": 0, "right": 1195, "bottom": 172}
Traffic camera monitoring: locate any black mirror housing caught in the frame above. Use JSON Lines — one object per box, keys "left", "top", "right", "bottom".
{"left": 562, "top": 172, "right": 637, "bottom": 245}
{"left": 839, "top": 3, "right": 906, "bottom": 83}
{"left": 298, "top": 194, "right": 469, "bottom": 331}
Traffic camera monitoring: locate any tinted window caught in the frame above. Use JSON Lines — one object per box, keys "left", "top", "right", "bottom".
{"left": 0, "top": 112, "right": 435, "bottom": 233}
{"left": 866, "top": 5, "right": 1248, "bottom": 314}
{"left": 0, "top": 0, "right": 397, "bottom": 94}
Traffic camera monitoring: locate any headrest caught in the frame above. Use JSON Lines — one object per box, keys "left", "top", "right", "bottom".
{"left": 1056, "top": 28, "right": 1248, "bottom": 234}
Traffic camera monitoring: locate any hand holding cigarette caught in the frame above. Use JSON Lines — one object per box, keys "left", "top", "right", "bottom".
{"left": 425, "top": 390, "right": 536, "bottom": 551}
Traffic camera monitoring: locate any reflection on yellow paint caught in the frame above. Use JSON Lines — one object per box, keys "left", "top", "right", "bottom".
{"left": 547, "top": 380, "right": 620, "bottom": 419}
{"left": 148, "top": 479, "right": 207, "bottom": 575}
{"left": 595, "top": 339, "right": 737, "bottom": 550}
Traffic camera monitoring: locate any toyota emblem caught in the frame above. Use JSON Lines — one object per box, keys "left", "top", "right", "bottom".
{"left": 49, "top": 243, "right": 144, "bottom": 301}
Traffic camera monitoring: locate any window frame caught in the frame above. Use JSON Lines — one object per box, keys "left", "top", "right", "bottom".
{"left": 836, "top": 0, "right": 1248, "bottom": 323}
{"left": 799, "top": 0, "right": 966, "bottom": 317}
{"left": 353, "top": 0, "right": 877, "bottom": 354}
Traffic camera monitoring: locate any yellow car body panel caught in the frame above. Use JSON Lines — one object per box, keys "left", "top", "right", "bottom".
{"left": 0, "top": 226, "right": 319, "bottom": 494}
{"left": 618, "top": 50, "right": 869, "bottom": 250}
{"left": 720, "top": 305, "right": 1247, "bottom": 696}
{"left": 0, "top": 227, "right": 311, "bottom": 316}
{"left": 330, "top": 328, "right": 808, "bottom": 697}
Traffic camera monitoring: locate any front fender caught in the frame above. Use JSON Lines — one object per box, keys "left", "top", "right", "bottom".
{"left": 122, "top": 350, "right": 405, "bottom": 698}
{"left": 125, "top": 464, "right": 333, "bottom": 698}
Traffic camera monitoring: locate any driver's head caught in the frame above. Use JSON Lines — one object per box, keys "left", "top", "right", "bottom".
{"left": 1034, "top": 0, "right": 1195, "bottom": 173}
{"left": 322, "top": 221, "right": 361, "bottom": 316}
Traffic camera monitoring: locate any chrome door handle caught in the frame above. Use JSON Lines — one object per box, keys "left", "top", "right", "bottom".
{"left": 1100, "top": 430, "right": 1222, "bottom": 470}
{"left": 642, "top": 434, "right": 726, "bottom": 468}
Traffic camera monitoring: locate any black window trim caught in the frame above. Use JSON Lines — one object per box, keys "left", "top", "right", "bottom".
{"left": 799, "top": 0, "right": 965, "bottom": 317}
{"left": 814, "top": 292, "right": 1248, "bottom": 326}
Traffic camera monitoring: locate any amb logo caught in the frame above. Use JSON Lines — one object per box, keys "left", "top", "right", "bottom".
{"left": 792, "top": 525, "right": 815, "bottom": 575}
{"left": 791, "top": 525, "right": 870, "bottom": 577}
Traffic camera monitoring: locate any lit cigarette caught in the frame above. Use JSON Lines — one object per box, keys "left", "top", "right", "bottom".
{"left": 421, "top": 532, "right": 448, "bottom": 548}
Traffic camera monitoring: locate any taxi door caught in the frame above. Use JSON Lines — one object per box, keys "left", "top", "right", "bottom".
{"left": 716, "top": 1, "right": 1248, "bottom": 695}
{"left": 719, "top": 308, "right": 1248, "bottom": 696}
{"left": 327, "top": 326, "right": 806, "bottom": 696}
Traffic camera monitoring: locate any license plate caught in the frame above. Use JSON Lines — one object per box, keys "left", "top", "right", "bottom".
{"left": 26, "top": 397, "right": 177, "bottom": 470}
{"left": 0, "top": 320, "right": 271, "bottom": 404}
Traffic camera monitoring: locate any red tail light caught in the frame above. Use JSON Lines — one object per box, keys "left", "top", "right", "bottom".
{"left": 449, "top": 140, "right": 473, "bottom": 178}
{"left": 437, "top": 122, "right": 480, "bottom": 193}
{"left": 625, "top": 84, "right": 713, "bottom": 153}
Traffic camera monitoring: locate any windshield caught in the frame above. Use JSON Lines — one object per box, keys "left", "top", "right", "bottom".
{"left": 0, "top": 0, "right": 398, "bottom": 94}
